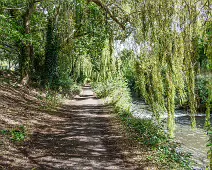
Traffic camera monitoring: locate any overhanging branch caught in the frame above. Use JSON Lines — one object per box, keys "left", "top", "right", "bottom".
{"left": 88, "top": 0, "right": 125, "bottom": 30}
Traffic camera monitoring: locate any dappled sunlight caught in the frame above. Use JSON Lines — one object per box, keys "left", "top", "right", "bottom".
{"left": 0, "top": 85, "right": 152, "bottom": 169}
{"left": 0, "top": 0, "right": 211, "bottom": 168}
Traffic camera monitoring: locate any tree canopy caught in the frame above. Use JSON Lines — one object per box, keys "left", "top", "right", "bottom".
{"left": 0, "top": 0, "right": 211, "bottom": 140}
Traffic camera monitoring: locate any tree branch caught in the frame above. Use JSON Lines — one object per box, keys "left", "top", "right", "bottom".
{"left": 1, "top": 7, "right": 24, "bottom": 10}
{"left": 88, "top": 0, "right": 125, "bottom": 30}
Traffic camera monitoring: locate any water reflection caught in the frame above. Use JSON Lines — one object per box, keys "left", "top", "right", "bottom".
{"left": 131, "top": 100, "right": 211, "bottom": 169}
{"left": 175, "top": 113, "right": 211, "bottom": 128}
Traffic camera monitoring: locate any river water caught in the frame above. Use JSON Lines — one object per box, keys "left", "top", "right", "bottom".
{"left": 131, "top": 100, "right": 211, "bottom": 170}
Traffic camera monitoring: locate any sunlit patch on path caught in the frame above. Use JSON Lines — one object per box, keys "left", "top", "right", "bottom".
{"left": 1, "top": 85, "right": 149, "bottom": 169}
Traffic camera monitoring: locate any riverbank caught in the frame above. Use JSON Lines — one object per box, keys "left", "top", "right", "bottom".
{"left": 93, "top": 80, "right": 194, "bottom": 169}
{"left": 131, "top": 100, "right": 210, "bottom": 169}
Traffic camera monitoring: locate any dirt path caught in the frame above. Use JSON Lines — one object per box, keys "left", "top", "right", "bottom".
{"left": 1, "top": 85, "right": 147, "bottom": 169}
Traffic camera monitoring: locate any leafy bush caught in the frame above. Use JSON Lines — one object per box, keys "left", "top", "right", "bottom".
{"left": 156, "top": 145, "right": 192, "bottom": 169}
{"left": 58, "top": 77, "right": 74, "bottom": 90}
{"left": 70, "top": 84, "right": 82, "bottom": 95}
{"left": 118, "top": 110, "right": 166, "bottom": 147}
{"left": 45, "top": 90, "right": 60, "bottom": 108}
{"left": 49, "top": 73, "right": 82, "bottom": 98}
{"left": 119, "top": 112, "right": 192, "bottom": 169}
{"left": 93, "top": 77, "right": 132, "bottom": 113}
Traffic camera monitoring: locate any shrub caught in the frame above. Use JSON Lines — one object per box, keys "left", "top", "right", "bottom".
{"left": 93, "top": 77, "right": 132, "bottom": 113}
{"left": 70, "top": 84, "right": 82, "bottom": 95}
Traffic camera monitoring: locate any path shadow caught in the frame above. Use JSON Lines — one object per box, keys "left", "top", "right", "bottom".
{"left": 0, "top": 86, "right": 141, "bottom": 170}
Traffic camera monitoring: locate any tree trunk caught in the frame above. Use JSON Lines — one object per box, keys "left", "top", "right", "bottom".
{"left": 42, "top": 5, "right": 61, "bottom": 88}
{"left": 42, "top": 18, "right": 59, "bottom": 88}
{"left": 20, "top": 0, "right": 36, "bottom": 82}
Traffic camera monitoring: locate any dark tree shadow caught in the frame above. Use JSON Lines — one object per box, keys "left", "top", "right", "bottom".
{"left": 0, "top": 86, "right": 143, "bottom": 170}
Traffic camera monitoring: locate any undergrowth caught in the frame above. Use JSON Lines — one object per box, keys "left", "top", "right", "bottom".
{"left": 1, "top": 126, "right": 27, "bottom": 142}
{"left": 207, "top": 128, "right": 212, "bottom": 169}
{"left": 118, "top": 111, "right": 192, "bottom": 169}
{"left": 93, "top": 77, "right": 193, "bottom": 169}
{"left": 42, "top": 83, "right": 82, "bottom": 110}
{"left": 0, "top": 70, "right": 82, "bottom": 111}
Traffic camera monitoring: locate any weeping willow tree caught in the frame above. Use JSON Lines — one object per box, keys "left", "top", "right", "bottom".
{"left": 67, "top": 0, "right": 211, "bottom": 139}
{"left": 203, "top": 20, "right": 212, "bottom": 128}
{"left": 67, "top": 0, "right": 121, "bottom": 83}
{"left": 97, "top": 38, "right": 116, "bottom": 81}
{"left": 129, "top": 0, "right": 211, "bottom": 138}
{"left": 2, "top": 0, "right": 210, "bottom": 139}
{"left": 203, "top": 19, "right": 212, "bottom": 168}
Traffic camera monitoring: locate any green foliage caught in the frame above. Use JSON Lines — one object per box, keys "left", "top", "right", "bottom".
{"left": 119, "top": 49, "right": 136, "bottom": 91}
{"left": 0, "top": 0, "right": 211, "bottom": 167}
{"left": 93, "top": 76, "right": 132, "bottom": 113}
{"left": 156, "top": 145, "right": 192, "bottom": 169}
{"left": 42, "top": 17, "right": 60, "bottom": 87}
{"left": 207, "top": 129, "right": 212, "bottom": 169}
{"left": 93, "top": 75, "right": 192, "bottom": 169}
{"left": 70, "top": 84, "right": 82, "bottom": 95}
{"left": 196, "top": 75, "right": 209, "bottom": 107}
{"left": 119, "top": 111, "right": 191, "bottom": 170}
{"left": 130, "top": 0, "right": 212, "bottom": 135}
{"left": 11, "top": 128, "right": 26, "bottom": 142}
{"left": 122, "top": 114, "right": 166, "bottom": 146}
{"left": 45, "top": 90, "right": 61, "bottom": 109}
{"left": 1, "top": 126, "right": 26, "bottom": 142}
{"left": 58, "top": 77, "right": 74, "bottom": 91}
